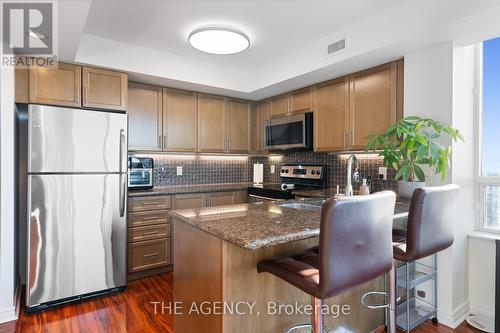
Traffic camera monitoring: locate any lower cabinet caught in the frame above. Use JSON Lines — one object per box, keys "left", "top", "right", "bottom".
{"left": 127, "top": 190, "right": 248, "bottom": 280}
{"left": 127, "top": 195, "right": 172, "bottom": 280}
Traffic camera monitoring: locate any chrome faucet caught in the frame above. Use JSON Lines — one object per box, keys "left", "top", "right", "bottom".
{"left": 345, "top": 154, "right": 360, "bottom": 196}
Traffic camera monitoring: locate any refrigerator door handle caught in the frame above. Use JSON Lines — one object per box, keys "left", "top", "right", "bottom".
{"left": 119, "top": 129, "right": 126, "bottom": 174}
{"left": 119, "top": 173, "right": 127, "bottom": 217}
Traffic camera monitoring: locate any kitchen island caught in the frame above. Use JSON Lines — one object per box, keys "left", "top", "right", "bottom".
{"left": 170, "top": 198, "right": 409, "bottom": 333}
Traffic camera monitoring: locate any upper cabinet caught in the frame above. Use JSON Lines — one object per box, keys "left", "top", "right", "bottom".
{"left": 227, "top": 99, "right": 251, "bottom": 153}
{"left": 17, "top": 62, "right": 127, "bottom": 112}
{"left": 290, "top": 88, "right": 314, "bottom": 114}
{"left": 82, "top": 67, "right": 128, "bottom": 111}
{"left": 127, "top": 82, "right": 162, "bottom": 151}
{"left": 270, "top": 94, "right": 289, "bottom": 118}
{"left": 314, "top": 77, "right": 350, "bottom": 152}
{"left": 163, "top": 89, "right": 198, "bottom": 152}
{"left": 348, "top": 62, "right": 397, "bottom": 150}
{"left": 28, "top": 63, "right": 82, "bottom": 107}
{"left": 198, "top": 94, "right": 227, "bottom": 153}
{"left": 198, "top": 95, "right": 251, "bottom": 154}
{"left": 252, "top": 100, "right": 270, "bottom": 154}
{"left": 269, "top": 88, "right": 314, "bottom": 119}
{"left": 312, "top": 60, "right": 402, "bottom": 152}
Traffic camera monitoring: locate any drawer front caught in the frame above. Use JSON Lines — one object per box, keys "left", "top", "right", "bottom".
{"left": 128, "top": 210, "right": 169, "bottom": 227}
{"left": 128, "top": 238, "right": 170, "bottom": 273}
{"left": 128, "top": 196, "right": 171, "bottom": 212}
{"left": 129, "top": 224, "right": 170, "bottom": 242}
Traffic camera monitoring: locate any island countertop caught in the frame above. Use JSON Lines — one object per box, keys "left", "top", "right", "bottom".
{"left": 170, "top": 198, "right": 410, "bottom": 250}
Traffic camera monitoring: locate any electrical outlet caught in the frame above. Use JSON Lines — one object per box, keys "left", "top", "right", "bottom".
{"left": 176, "top": 166, "right": 183, "bottom": 176}
{"left": 270, "top": 165, "right": 275, "bottom": 174}
{"left": 378, "top": 167, "right": 387, "bottom": 181}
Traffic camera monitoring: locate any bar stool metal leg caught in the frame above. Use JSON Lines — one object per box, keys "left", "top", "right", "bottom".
{"left": 312, "top": 297, "right": 324, "bottom": 333}
{"left": 388, "top": 260, "right": 397, "bottom": 333}
{"left": 406, "top": 261, "right": 411, "bottom": 332}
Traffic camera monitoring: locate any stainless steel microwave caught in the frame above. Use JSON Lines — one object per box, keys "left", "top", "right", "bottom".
{"left": 128, "top": 157, "right": 154, "bottom": 190}
{"left": 265, "top": 112, "right": 313, "bottom": 150}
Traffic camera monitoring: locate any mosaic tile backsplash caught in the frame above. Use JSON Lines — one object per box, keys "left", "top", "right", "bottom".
{"left": 146, "top": 151, "right": 397, "bottom": 193}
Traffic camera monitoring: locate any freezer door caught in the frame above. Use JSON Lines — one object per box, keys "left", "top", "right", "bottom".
{"left": 27, "top": 174, "right": 127, "bottom": 307}
{"left": 28, "top": 105, "right": 127, "bottom": 173}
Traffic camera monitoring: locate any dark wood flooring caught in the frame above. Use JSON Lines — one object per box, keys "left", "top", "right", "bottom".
{"left": 0, "top": 273, "right": 482, "bottom": 333}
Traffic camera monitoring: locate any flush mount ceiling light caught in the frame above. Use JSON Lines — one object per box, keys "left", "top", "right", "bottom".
{"left": 188, "top": 27, "right": 250, "bottom": 55}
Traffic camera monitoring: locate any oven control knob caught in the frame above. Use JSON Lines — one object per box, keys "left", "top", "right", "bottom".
{"left": 281, "top": 169, "right": 285, "bottom": 173}
{"left": 310, "top": 170, "right": 315, "bottom": 175}
{"left": 316, "top": 170, "right": 321, "bottom": 175}
{"left": 285, "top": 169, "right": 289, "bottom": 173}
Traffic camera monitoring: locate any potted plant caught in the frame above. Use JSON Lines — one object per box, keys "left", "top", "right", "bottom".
{"left": 365, "top": 116, "right": 464, "bottom": 197}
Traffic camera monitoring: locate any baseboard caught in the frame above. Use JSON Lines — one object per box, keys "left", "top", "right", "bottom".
{"left": 437, "top": 300, "right": 469, "bottom": 329}
{"left": 469, "top": 302, "right": 494, "bottom": 319}
{"left": 0, "top": 306, "right": 16, "bottom": 324}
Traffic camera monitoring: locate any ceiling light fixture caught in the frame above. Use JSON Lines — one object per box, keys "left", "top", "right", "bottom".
{"left": 188, "top": 27, "right": 250, "bottom": 55}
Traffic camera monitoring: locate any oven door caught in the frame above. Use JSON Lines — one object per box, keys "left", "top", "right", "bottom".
{"left": 264, "top": 113, "right": 312, "bottom": 150}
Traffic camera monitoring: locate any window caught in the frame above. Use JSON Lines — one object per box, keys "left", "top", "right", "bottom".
{"left": 479, "top": 37, "right": 500, "bottom": 231}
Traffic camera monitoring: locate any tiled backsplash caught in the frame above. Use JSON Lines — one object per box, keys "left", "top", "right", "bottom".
{"left": 145, "top": 151, "right": 397, "bottom": 193}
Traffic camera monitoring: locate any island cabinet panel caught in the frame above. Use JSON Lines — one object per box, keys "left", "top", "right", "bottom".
{"left": 127, "top": 195, "right": 172, "bottom": 280}
{"left": 314, "top": 77, "right": 350, "bottom": 152}
{"left": 349, "top": 62, "right": 397, "bottom": 150}
{"left": 198, "top": 94, "right": 227, "bottom": 153}
{"left": 127, "top": 82, "right": 162, "bottom": 151}
{"left": 82, "top": 66, "right": 128, "bottom": 111}
{"left": 173, "top": 218, "right": 384, "bottom": 333}
{"left": 234, "top": 190, "right": 248, "bottom": 204}
{"left": 28, "top": 63, "right": 82, "bottom": 107}
{"left": 163, "top": 88, "right": 198, "bottom": 152}
{"left": 227, "top": 99, "right": 251, "bottom": 153}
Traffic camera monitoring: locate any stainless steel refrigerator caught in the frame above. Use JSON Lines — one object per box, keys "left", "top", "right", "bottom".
{"left": 20, "top": 104, "right": 128, "bottom": 312}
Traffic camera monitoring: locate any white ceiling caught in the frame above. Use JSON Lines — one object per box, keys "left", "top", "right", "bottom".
{"left": 61, "top": 0, "right": 500, "bottom": 100}
{"left": 83, "top": 0, "right": 400, "bottom": 70}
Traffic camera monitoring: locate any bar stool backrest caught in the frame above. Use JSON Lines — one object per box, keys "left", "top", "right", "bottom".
{"left": 318, "top": 191, "right": 396, "bottom": 299}
{"left": 405, "top": 184, "right": 459, "bottom": 261}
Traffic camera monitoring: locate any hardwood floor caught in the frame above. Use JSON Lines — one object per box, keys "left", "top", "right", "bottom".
{"left": 0, "top": 273, "right": 482, "bottom": 333}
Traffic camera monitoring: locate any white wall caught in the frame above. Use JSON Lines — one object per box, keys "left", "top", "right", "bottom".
{"left": 404, "top": 42, "right": 476, "bottom": 328}
{"left": 0, "top": 55, "right": 17, "bottom": 322}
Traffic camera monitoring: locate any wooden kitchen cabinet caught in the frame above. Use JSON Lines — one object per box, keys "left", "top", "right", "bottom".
{"left": 256, "top": 100, "right": 270, "bottom": 153}
{"left": 82, "top": 66, "right": 128, "bottom": 111}
{"left": 349, "top": 62, "right": 397, "bottom": 149}
{"left": 290, "top": 87, "right": 314, "bottom": 114}
{"left": 163, "top": 88, "right": 198, "bottom": 152}
{"left": 227, "top": 99, "right": 251, "bottom": 153}
{"left": 198, "top": 94, "right": 227, "bottom": 153}
{"left": 173, "top": 194, "right": 206, "bottom": 210}
{"left": 270, "top": 94, "right": 289, "bottom": 118}
{"left": 127, "top": 195, "right": 172, "bottom": 280}
{"left": 208, "top": 191, "right": 235, "bottom": 207}
{"left": 314, "top": 77, "right": 350, "bottom": 152}
{"left": 28, "top": 63, "right": 82, "bottom": 107}
{"left": 127, "top": 82, "right": 162, "bottom": 150}
{"left": 234, "top": 190, "right": 248, "bottom": 204}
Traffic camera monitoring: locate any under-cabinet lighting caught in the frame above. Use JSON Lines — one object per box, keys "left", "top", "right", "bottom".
{"left": 199, "top": 155, "right": 248, "bottom": 161}
{"left": 268, "top": 155, "right": 283, "bottom": 161}
{"left": 337, "top": 153, "right": 382, "bottom": 160}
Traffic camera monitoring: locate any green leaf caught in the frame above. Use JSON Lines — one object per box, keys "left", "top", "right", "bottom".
{"left": 414, "top": 164, "right": 426, "bottom": 182}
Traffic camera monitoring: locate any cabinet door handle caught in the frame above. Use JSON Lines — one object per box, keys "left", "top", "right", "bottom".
{"left": 343, "top": 132, "right": 347, "bottom": 148}
{"left": 350, "top": 131, "right": 354, "bottom": 147}
{"left": 75, "top": 86, "right": 80, "bottom": 103}
{"left": 158, "top": 135, "right": 162, "bottom": 149}
{"left": 143, "top": 253, "right": 159, "bottom": 258}
{"left": 83, "top": 86, "right": 88, "bottom": 105}
{"left": 163, "top": 135, "right": 167, "bottom": 150}
{"left": 142, "top": 216, "right": 160, "bottom": 221}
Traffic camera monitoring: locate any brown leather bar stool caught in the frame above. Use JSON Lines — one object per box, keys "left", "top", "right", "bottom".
{"left": 257, "top": 191, "right": 396, "bottom": 333}
{"left": 390, "top": 184, "right": 459, "bottom": 332}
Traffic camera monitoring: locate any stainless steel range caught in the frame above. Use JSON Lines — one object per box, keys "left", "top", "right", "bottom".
{"left": 247, "top": 164, "right": 326, "bottom": 202}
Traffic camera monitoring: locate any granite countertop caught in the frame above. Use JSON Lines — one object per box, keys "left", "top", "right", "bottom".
{"left": 128, "top": 182, "right": 254, "bottom": 197}
{"left": 170, "top": 197, "right": 410, "bottom": 251}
